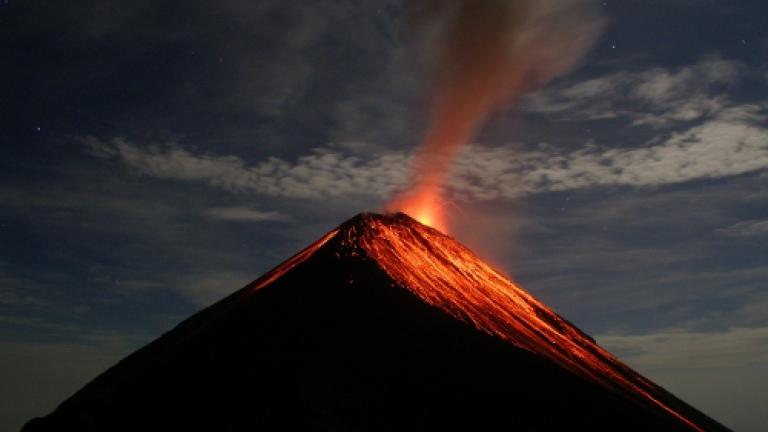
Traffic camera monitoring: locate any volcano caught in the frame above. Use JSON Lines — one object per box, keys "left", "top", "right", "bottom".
{"left": 24, "top": 213, "right": 728, "bottom": 431}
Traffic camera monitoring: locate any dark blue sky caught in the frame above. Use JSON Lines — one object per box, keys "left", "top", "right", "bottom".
{"left": 2, "top": 1, "right": 767, "bottom": 430}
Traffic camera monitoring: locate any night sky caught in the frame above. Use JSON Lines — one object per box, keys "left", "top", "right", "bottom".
{"left": 2, "top": 1, "right": 768, "bottom": 431}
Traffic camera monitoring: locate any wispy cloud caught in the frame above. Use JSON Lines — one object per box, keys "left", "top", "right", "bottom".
{"left": 85, "top": 136, "right": 411, "bottom": 199}
{"left": 597, "top": 324, "right": 768, "bottom": 432}
{"left": 717, "top": 219, "right": 768, "bottom": 237}
{"left": 176, "top": 271, "right": 255, "bottom": 306}
{"left": 86, "top": 102, "right": 768, "bottom": 201}
{"left": 0, "top": 265, "right": 68, "bottom": 310}
{"left": 471, "top": 104, "right": 768, "bottom": 196}
{"left": 108, "top": 271, "right": 261, "bottom": 309}
{"left": 0, "top": 276, "right": 50, "bottom": 307}
{"left": 525, "top": 56, "right": 746, "bottom": 127}
{"left": 202, "top": 207, "right": 290, "bottom": 223}
{"left": 598, "top": 326, "right": 768, "bottom": 369}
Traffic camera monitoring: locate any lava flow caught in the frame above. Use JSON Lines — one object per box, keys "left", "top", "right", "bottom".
{"left": 341, "top": 212, "right": 705, "bottom": 431}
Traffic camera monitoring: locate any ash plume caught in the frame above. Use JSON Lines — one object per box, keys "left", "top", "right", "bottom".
{"left": 387, "top": 0, "right": 604, "bottom": 230}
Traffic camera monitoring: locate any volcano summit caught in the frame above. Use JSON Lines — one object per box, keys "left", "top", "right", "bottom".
{"left": 24, "top": 213, "right": 728, "bottom": 431}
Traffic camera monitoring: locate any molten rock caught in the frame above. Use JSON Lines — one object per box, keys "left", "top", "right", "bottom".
{"left": 24, "top": 213, "right": 728, "bottom": 431}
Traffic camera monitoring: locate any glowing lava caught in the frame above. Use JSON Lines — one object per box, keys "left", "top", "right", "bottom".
{"left": 336, "top": 212, "right": 705, "bottom": 432}
{"left": 386, "top": 185, "right": 447, "bottom": 233}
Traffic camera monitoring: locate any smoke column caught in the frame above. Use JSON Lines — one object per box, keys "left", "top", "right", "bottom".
{"left": 387, "top": 0, "right": 604, "bottom": 232}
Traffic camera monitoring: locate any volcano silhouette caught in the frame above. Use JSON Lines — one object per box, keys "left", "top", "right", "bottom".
{"left": 24, "top": 213, "right": 728, "bottom": 431}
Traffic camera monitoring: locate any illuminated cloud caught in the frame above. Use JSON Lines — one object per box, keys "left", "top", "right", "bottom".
{"left": 86, "top": 102, "right": 768, "bottom": 201}
{"left": 455, "top": 104, "right": 768, "bottom": 198}
{"left": 84, "top": 136, "right": 411, "bottom": 199}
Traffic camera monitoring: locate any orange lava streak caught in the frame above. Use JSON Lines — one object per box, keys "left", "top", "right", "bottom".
{"left": 250, "top": 228, "right": 339, "bottom": 292}
{"left": 342, "top": 213, "right": 703, "bottom": 431}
